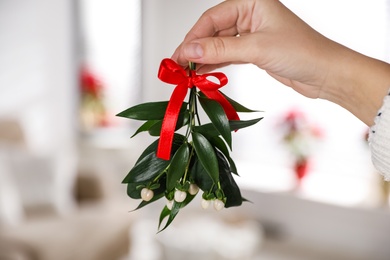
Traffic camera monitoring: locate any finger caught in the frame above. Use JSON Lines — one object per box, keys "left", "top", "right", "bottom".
{"left": 196, "top": 62, "right": 238, "bottom": 74}
{"left": 183, "top": 0, "right": 240, "bottom": 42}
{"left": 180, "top": 35, "right": 257, "bottom": 65}
{"left": 172, "top": 0, "right": 241, "bottom": 65}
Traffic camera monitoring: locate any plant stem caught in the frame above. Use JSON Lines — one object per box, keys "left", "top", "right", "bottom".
{"left": 194, "top": 92, "right": 201, "bottom": 125}
{"left": 189, "top": 62, "right": 196, "bottom": 71}
{"left": 185, "top": 88, "right": 197, "bottom": 139}
{"left": 185, "top": 61, "right": 198, "bottom": 139}
{"left": 182, "top": 61, "right": 198, "bottom": 183}
{"left": 182, "top": 145, "right": 195, "bottom": 184}
{"left": 154, "top": 165, "right": 170, "bottom": 183}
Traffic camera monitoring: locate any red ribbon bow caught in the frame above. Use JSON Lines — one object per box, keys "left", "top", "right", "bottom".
{"left": 157, "top": 58, "right": 239, "bottom": 160}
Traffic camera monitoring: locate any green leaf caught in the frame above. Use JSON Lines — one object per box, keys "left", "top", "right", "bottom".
{"left": 134, "top": 133, "right": 186, "bottom": 165}
{"left": 117, "top": 101, "right": 187, "bottom": 120}
{"left": 229, "top": 118, "right": 263, "bottom": 130}
{"left": 209, "top": 136, "right": 238, "bottom": 175}
{"left": 127, "top": 182, "right": 142, "bottom": 199}
{"left": 129, "top": 176, "right": 167, "bottom": 208}
{"left": 242, "top": 197, "right": 252, "bottom": 203}
{"left": 189, "top": 157, "right": 214, "bottom": 191}
{"left": 216, "top": 150, "right": 243, "bottom": 208}
{"left": 148, "top": 121, "right": 162, "bottom": 137}
{"left": 191, "top": 132, "right": 219, "bottom": 185}
{"left": 123, "top": 134, "right": 186, "bottom": 184}
{"left": 166, "top": 143, "right": 190, "bottom": 191}
{"left": 181, "top": 191, "right": 196, "bottom": 207}
{"left": 134, "top": 139, "right": 159, "bottom": 165}
{"left": 132, "top": 192, "right": 165, "bottom": 211}
{"left": 131, "top": 120, "right": 159, "bottom": 138}
{"left": 199, "top": 96, "right": 232, "bottom": 148}
{"left": 192, "top": 123, "right": 218, "bottom": 138}
{"left": 221, "top": 92, "right": 260, "bottom": 113}
{"left": 229, "top": 157, "right": 238, "bottom": 175}
{"left": 123, "top": 152, "right": 169, "bottom": 184}
{"left": 158, "top": 193, "right": 196, "bottom": 232}
{"left": 194, "top": 117, "right": 263, "bottom": 138}
{"left": 148, "top": 111, "right": 190, "bottom": 136}
{"left": 158, "top": 206, "right": 171, "bottom": 230}
{"left": 158, "top": 201, "right": 181, "bottom": 233}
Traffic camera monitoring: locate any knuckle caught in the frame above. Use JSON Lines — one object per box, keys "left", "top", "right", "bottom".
{"left": 212, "top": 38, "right": 226, "bottom": 58}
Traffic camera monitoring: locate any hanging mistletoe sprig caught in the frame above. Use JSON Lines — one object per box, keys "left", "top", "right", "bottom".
{"left": 117, "top": 58, "right": 263, "bottom": 232}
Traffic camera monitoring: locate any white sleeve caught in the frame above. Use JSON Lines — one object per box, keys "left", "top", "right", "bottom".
{"left": 369, "top": 91, "right": 390, "bottom": 180}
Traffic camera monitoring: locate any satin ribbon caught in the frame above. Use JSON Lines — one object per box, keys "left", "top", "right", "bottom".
{"left": 156, "top": 58, "right": 239, "bottom": 160}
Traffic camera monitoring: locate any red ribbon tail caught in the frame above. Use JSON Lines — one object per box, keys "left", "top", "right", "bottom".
{"left": 157, "top": 84, "right": 188, "bottom": 160}
{"left": 202, "top": 90, "right": 239, "bottom": 121}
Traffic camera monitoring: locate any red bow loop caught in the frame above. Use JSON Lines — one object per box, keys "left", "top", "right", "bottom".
{"left": 192, "top": 72, "right": 228, "bottom": 90}
{"left": 156, "top": 58, "right": 239, "bottom": 160}
{"left": 158, "top": 58, "right": 189, "bottom": 85}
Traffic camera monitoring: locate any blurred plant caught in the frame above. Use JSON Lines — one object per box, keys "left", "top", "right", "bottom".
{"left": 79, "top": 66, "right": 109, "bottom": 132}
{"left": 278, "top": 108, "right": 323, "bottom": 186}
{"left": 117, "top": 59, "right": 263, "bottom": 231}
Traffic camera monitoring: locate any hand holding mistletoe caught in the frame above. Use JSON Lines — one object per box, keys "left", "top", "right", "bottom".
{"left": 117, "top": 59, "right": 262, "bottom": 232}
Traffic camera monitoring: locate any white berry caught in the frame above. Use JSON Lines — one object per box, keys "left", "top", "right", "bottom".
{"left": 214, "top": 199, "right": 225, "bottom": 211}
{"left": 174, "top": 190, "right": 187, "bottom": 203}
{"left": 188, "top": 183, "right": 199, "bottom": 195}
{"left": 201, "top": 199, "right": 210, "bottom": 209}
{"left": 166, "top": 200, "right": 174, "bottom": 210}
{"left": 141, "top": 188, "right": 154, "bottom": 201}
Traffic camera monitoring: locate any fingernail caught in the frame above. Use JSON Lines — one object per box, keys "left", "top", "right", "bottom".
{"left": 185, "top": 43, "right": 203, "bottom": 59}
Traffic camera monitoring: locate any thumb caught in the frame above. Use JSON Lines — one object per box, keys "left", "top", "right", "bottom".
{"left": 181, "top": 36, "right": 254, "bottom": 65}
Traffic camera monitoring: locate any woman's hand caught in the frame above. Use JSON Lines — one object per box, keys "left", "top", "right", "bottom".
{"left": 172, "top": 0, "right": 390, "bottom": 125}
{"left": 172, "top": 0, "right": 334, "bottom": 99}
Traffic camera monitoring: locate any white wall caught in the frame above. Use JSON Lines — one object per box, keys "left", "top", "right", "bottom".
{"left": 0, "top": 0, "right": 79, "bottom": 215}
{"left": 0, "top": 0, "right": 78, "bottom": 154}
{"left": 80, "top": 0, "right": 142, "bottom": 122}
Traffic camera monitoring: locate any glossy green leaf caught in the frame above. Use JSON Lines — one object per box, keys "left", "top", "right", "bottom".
{"left": 126, "top": 182, "right": 142, "bottom": 199}
{"left": 210, "top": 136, "right": 238, "bottom": 175}
{"left": 148, "top": 111, "right": 190, "bottom": 136}
{"left": 228, "top": 157, "right": 238, "bottom": 175}
{"left": 242, "top": 197, "right": 252, "bottom": 203}
{"left": 191, "top": 132, "right": 219, "bottom": 185}
{"left": 199, "top": 96, "right": 232, "bottom": 148}
{"left": 123, "top": 152, "right": 169, "bottom": 184}
{"left": 158, "top": 206, "right": 171, "bottom": 230}
{"left": 129, "top": 176, "right": 167, "bottom": 208}
{"left": 131, "top": 120, "right": 159, "bottom": 138}
{"left": 158, "top": 201, "right": 180, "bottom": 232}
{"left": 134, "top": 134, "right": 186, "bottom": 165}
{"left": 158, "top": 193, "right": 196, "bottom": 232}
{"left": 192, "top": 123, "right": 218, "bottom": 138}
{"left": 116, "top": 101, "right": 187, "bottom": 120}
{"left": 132, "top": 192, "right": 165, "bottom": 211}
{"left": 221, "top": 92, "right": 260, "bottom": 113}
{"left": 123, "top": 134, "right": 186, "bottom": 184}
{"left": 189, "top": 157, "right": 214, "bottom": 191}
{"left": 134, "top": 139, "right": 159, "bottom": 165}
{"left": 147, "top": 121, "right": 162, "bottom": 136}
{"left": 166, "top": 143, "right": 190, "bottom": 191}
{"left": 194, "top": 117, "right": 263, "bottom": 138}
{"left": 216, "top": 150, "right": 243, "bottom": 208}
{"left": 229, "top": 118, "right": 263, "bottom": 130}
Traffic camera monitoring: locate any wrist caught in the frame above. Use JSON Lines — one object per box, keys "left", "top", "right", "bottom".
{"left": 320, "top": 44, "right": 390, "bottom": 126}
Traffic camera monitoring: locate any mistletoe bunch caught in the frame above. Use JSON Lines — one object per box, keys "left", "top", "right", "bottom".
{"left": 117, "top": 59, "right": 262, "bottom": 231}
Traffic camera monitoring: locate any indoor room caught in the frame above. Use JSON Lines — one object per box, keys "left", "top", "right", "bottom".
{"left": 0, "top": 0, "right": 390, "bottom": 259}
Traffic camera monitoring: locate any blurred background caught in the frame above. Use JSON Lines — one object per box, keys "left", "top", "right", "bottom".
{"left": 0, "top": 0, "right": 390, "bottom": 259}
